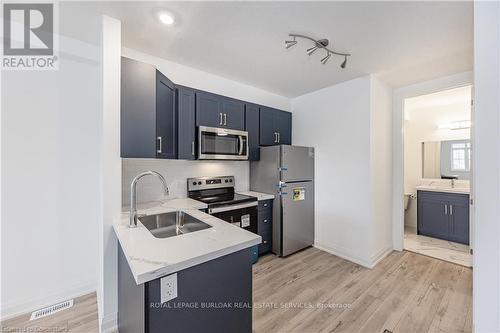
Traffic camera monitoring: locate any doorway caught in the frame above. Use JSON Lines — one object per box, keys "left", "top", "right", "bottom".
{"left": 402, "top": 86, "right": 472, "bottom": 267}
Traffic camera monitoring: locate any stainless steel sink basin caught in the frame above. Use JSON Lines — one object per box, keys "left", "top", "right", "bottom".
{"left": 139, "top": 211, "right": 211, "bottom": 239}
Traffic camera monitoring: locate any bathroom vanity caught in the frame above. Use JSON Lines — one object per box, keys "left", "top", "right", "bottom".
{"left": 417, "top": 189, "right": 470, "bottom": 245}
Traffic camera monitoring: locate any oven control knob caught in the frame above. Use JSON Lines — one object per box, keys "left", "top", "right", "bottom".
{"left": 229, "top": 179, "right": 233, "bottom": 182}
{"left": 225, "top": 179, "right": 228, "bottom": 183}
{"left": 198, "top": 181, "right": 202, "bottom": 185}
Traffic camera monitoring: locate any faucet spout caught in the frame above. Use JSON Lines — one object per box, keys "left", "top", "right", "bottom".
{"left": 130, "top": 171, "right": 169, "bottom": 228}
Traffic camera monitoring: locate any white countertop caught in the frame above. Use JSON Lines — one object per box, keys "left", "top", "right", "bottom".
{"left": 114, "top": 198, "right": 261, "bottom": 285}
{"left": 416, "top": 185, "right": 470, "bottom": 194}
{"left": 237, "top": 191, "right": 275, "bottom": 201}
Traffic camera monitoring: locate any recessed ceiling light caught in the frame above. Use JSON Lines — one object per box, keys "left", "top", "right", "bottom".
{"left": 158, "top": 11, "right": 175, "bottom": 25}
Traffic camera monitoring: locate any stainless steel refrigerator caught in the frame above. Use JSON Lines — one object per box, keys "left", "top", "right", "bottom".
{"left": 250, "top": 145, "right": 314, "bottom": 257}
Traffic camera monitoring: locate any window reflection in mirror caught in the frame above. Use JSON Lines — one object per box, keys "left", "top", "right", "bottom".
{"left": 422, "top": 139, "right": 471, "bottom": 180}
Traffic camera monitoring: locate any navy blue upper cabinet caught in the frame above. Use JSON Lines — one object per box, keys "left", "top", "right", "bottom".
{"left": 417, "top": 191, "right": 470, "bottom": 245}
{"left": 259, "top": 107, "right": 292, "bottom": 146}
{"left": 196, "top": 91, "right": 244, "bottom": 130}
{"left": 245, "top": 103, "right": 260, "bottom": 161}
{"left": 121, "top": 57, "right": 157, "bottom": 158}
{"left": 156, "top": 71, "right": 177, "bottom": 159}
{"left": 176, "top": 86, "right": 196, "bottom": 160}
{"left": 121, "top": 57, "right": 176, "bottom": 159}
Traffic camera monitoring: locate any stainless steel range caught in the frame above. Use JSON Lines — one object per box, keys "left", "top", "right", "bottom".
{"left": 187, "top": 176, "right": 258, "bottom": 233}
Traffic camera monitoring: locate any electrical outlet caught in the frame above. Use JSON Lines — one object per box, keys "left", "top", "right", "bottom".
{"left": 160, "top": 273, "right": 178, "bottom": 303}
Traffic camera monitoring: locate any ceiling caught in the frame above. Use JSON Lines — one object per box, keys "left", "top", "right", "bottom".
{"left": 88, "top": 1, "right": 473, "bottom": 97}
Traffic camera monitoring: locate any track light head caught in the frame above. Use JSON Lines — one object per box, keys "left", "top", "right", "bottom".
{"left": 307, "top": 46, "right": 318, "bottom": 55}
{"left": 321, "top": 53, "right": 331, "bottom": 64}
{"left": 340, "top": 56, "right": 347, "bottom": 69}
{"left": 285, "top": 40, "right": 298, "bottom": 49}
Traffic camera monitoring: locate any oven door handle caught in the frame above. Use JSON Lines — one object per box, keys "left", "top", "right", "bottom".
{"left": 208, "top": 201, "right": 258, "bottom": 214}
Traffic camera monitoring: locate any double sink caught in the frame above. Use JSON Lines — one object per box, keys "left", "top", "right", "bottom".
{"left": 139, "top": 211, "right": 211, "bottom": 239}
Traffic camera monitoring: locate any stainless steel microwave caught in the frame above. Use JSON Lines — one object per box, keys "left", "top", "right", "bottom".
{"left": 198, "top": 126, "right": 248, "bottom": 160}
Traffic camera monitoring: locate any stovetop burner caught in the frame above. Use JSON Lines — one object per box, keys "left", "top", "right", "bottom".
{"left": 187, "top": 176, "right": 257, "bottom": 208}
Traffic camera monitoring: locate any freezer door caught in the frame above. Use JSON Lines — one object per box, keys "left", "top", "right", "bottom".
{"left": 281, "top": 145, "right": 314, "bottom": 182}
{"left": 280, "top": 181, "right": 314, "bottom": 256}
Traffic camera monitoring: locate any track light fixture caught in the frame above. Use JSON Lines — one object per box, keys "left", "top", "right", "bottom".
{"left": 285, "top": 37, "right": 298, "bottom": 49}
{"left": 284, "top": 33, "right": 351, "bottom": 68}
{"left": 321, "top": 53, "right": 331, "bottom": 64}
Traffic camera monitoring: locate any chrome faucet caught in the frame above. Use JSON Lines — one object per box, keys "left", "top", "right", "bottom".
{"left": 130, "top": 171, "right": 169, "bottom": 228}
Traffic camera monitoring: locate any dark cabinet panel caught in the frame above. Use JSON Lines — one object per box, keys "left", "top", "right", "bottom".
{"left": 222, "top": 98, "right": 245, "bottom": 130}
{"left": 156, "top": 71, "right": 177, "bottom": 159}
{"left": 177, "top": 86, "right": 196, "bottom": 160}
{"left": 121, "top": 57, "right": 156, "bottom": 158}
{"left": 448, "top": 195, "right": 470, "bottom": 244}
{"left": 196, "top": 91, "right": 245, "bottom": 130}
{"left": 259, "top": 107, "right": 277, "bottom": 146}
{"left": 257, "top": 200, "right": 273, "bottom": 255}
{"left": 417, "top": 191, "right": 470, "bottom": 245}
{"left": 275, "top": 110, "right": 292, "bottom": 145}
{"left": 196, "top": 91, "right": 222, "bottom": 128}
{"left": 245, "top": 104, "right": 260, "bottom": 161}
{"left": 259, "top": 106, "right": 292, "bottom": 146}
{"left": 418, "top": 195, "right": 449, "bottom": 240}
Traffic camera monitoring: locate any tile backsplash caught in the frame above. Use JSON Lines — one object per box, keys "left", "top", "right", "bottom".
{"left": 122, "top": 159, "right": 250, "bottom": 206}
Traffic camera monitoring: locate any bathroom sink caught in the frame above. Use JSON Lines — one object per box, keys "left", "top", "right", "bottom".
{"left": 139, "top": 211, "right": 211, "bottom": 239}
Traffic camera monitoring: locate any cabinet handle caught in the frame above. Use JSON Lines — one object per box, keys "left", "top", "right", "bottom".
{"left": 263, "top": 219, "right": 268, "bottom": 223}
{"left": 219, "top": 113, "right": 223, "bottom": 125}
{"left": 274, "top": 132, "right": 278, "bottom": 143}
{"left": 263, "top": 240, "right": 268, "bottom": 244}
{"left": 191, "top": 141, "right": 195, "bottom": 156}
{"left": 277, "top": 132, "right": 280, "bottom": 143}
{"left": 224, "top": 113, "right": 227, "bottom": 126}
{"left": 450, "top": 204, "right": 453, "bottom": 215}
{"left": 444, "top": 204, "right": 447, "bottom": 215}
{"left": 263, "top": 203, "right": 268, "bottom": 207}
{"left": 157, "top": 136, "right": 162, "bottom": 154}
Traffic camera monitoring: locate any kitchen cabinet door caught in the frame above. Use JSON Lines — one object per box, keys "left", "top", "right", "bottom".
{"left": 418, "top": 192, "right": 449, "bottom": 240}
{"left": 221, "top": 98, "right": 245, "bottom": 130}
{"left": 177, "top": 86, "right": 196, "bottom": 160}
{"left": 121, "top": 57, "right": 156, "bottom": 158}
{"left": 274, "top": 110, "right": 292, "bottom": 145}
{"left": 259, "top": 106, "right": 278, "bottom": 146}
{"left": 156, "top": 70, "right": 177, "bottom": 159}
{"left": 196, "top": 91, "right": 223, "bottom": 128}
{"left": 245, "top": 103, "right": 260, "bottom": 161}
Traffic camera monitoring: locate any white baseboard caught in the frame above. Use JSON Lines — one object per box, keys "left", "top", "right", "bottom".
{"left": 1, "top": 281, "right": 97, "bottom": 320}
{"left": 314, "top": 243, "right": 393, "bottom": 269}
{"left": 100, "top": 312, "right": 118, "bottom": 333}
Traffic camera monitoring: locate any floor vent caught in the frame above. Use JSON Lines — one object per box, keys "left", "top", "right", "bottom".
{"left": 30, "top": 299, "right": 74, "bottom": 321}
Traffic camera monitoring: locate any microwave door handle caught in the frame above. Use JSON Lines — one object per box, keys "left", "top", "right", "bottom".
{"left": 238, "top": 135, "right": 244, "bottom": 155}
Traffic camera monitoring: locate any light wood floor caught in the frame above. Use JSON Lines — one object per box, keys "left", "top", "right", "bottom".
{"left": 253, "top": 248, "right": 472, "bottom": 333}
{"left": 1, "top": 292, "right": 98, "bottom": 333}
{"left": 1, "top": 249, "right": 472, "bottom": 333}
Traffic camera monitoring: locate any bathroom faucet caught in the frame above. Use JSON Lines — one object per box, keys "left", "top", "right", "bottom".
{"left": 130, "top": 171, "right": 169, "bottom": 228}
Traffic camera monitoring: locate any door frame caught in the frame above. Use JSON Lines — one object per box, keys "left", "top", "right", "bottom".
{"left": 392, "top": 72, "right": 473, "bottom": 251}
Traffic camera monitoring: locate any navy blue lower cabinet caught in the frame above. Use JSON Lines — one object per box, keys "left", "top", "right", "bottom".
{"left": 417, "top": 190, "right": 469, "bottom": 245}
{"left": 257, "top": 200, "right": 273, "bottom": 255}
{"left": 118, "top": 246, "right": 253, "bottom": 333}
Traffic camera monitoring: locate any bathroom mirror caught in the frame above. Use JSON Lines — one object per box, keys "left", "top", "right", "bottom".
{"left": 422, "top": 139, "right": 471, "bottom": 180}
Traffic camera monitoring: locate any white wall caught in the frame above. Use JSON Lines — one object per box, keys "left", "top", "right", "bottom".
{"left": 291, "top": 75, "right": 392, "bottom": 267}
{"left": 99, "top": 16, "right": 122, "bottom": 332}
{"left": 473, "top": 1, "right": 500, "bottom": 331}
{"left": 1, "top": 4, "right": 103, "bottom": 319}
{"left": 404, "top": 97, "right": 471, "bottom": 227}
{"left": 122, "top": 159, "right": 249, "bottom": 206}
{"left": 122, "top": 48, "right": 290, "bottom": 111}
{"left": 370, "top": 76, "right": 393, "bottom": 263}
